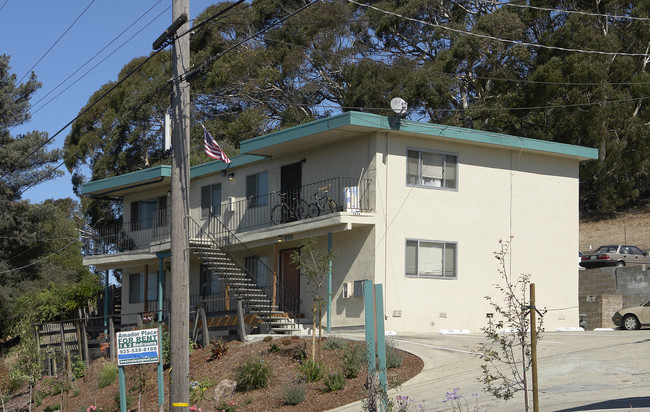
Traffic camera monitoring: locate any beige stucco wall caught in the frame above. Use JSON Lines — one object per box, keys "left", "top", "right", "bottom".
{"left": 373, "top": 131, "right": 580, "bottom": 333}
{"left": 116, "top": 126, "right": 581, "bottom": 334}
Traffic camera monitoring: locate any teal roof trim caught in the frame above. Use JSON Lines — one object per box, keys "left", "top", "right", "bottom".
{"left": 191, "top": 154, "right": 266, "bottom": 178}
{"left": 81, "top": 154, "right": 268, "bottom": 195}
{"left": 239, "top": 111, "right": 357, "bottom": 153}
{"left": 240, "top": 111, "right": 598, "bottom": 160}
{"left": 81, "top": 165, "right": 171, "bottom": 195}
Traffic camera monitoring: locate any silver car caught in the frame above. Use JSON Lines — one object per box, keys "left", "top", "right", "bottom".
{"left": 579, "top": 244, "right": 650, "bottom": 269}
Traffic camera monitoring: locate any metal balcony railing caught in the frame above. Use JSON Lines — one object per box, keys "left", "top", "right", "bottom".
{"left": 82, "top": 176, "right": 372, "bottom": 256}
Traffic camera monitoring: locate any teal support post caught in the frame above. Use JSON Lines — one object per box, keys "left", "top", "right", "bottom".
{"left": 156, "top": 251, "right": 169, "bottom": 409}
{"left": 374, "top": 283, "right": 387, "bottom": 394}
{"left": 327, "top": 232, "right": 332, "bottom": 333}
{"left": 363, "top": 281, "right": 376, "bottom": 373}
{"left": 158, "top": 325, "right": 164, "bottom": 408}
{"left": 104, "top": 270, "right": 109, "bottom": 334}
{"left": 118, "top": 366, "right": 127, "bottom": 411}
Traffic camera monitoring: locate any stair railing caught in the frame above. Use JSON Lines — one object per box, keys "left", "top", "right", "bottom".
{"left": 187, "top": 216, "right": 300, "bottom": 324}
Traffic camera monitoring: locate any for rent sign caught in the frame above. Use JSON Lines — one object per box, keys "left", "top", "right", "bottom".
{"left": 116, "top": 328, "right": 160, "bottom": 366}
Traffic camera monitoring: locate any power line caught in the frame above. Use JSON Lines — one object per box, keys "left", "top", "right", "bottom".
{"left": 0, "top": 239, "right": 79, "bottom": 275}
{"left": 348, "top": 0, "right": 650, "bottom": 57}
{"left": 488, "top": 0, "right": 650, "bottom": 22}
{"left": 17, "top": 0, "right": 96, "bottom": 85}
{"left": 0, "top": 0, "right": 8, "bottom": 12}
{"left": 28, "top": 1, "right": 169, "bottom": 118}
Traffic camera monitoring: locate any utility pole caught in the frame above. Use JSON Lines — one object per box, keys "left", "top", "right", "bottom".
{"left": 169, "top": 0, "right": 190, "bottom": 409}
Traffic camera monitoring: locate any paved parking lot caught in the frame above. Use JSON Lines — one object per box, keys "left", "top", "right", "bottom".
{"left": 331, "top": 330, "right": 650, "bottom": 411}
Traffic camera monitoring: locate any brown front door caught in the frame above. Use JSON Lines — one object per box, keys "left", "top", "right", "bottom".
{"left": 279, "top": 248, "right": 300, "bottom": 313}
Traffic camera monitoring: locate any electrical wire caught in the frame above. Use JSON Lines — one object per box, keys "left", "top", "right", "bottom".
{"left": 487, "top": 0, "right": 650, "bottom": 22}
{"left": 17, "top": 0, "right": 96, "bottom": 85}
{"left": 28, "top": 1, "right": 169, "bottom": 118}
{"left": 0, "top": 239, "right": 79, "bottom": 275}
{"left": 347, "top": 0, "right": 650, "bottom": 57}
{"left": 0, "top": 0, "right": 8, "bottom": 12}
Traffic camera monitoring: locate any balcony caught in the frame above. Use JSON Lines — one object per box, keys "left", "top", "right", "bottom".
{"left": 83, "top": 176, "right": 372, "bottom": 257}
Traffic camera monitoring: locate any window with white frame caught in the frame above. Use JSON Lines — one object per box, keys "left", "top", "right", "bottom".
{"left": 405, "top": 239, "right": 457, "bottom": 278}
{"left": 201, "top": 183, "right": 222, "bottom": 218}
{"left": 246, "top": 171, "right": 268, "bottom": 207}
{"left": 129, "top": 272, "right": 158, "bottom": 303}
{"left": 407, "top": 149, "right": 457, "bottom": 189}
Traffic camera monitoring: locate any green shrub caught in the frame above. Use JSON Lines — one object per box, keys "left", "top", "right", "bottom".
{"left": 97, "top": 361, "right": 118, "bottom": 389}
{"left": 268, "top": 342, "right": 280, "bottom": 353}
{"left": 298, "top": 359, "right": 324, "bottom": 382}
{"left": 323, "top": 337, "right": 346, "bottom": 351}
{"left": 71, "top": 356, "right": 86, "bottom": 380}
{"left": 236, "top": 356, "right": 271, "bottom": 390}
{"left": 323, "top": 370, "right": 345, "bottom": 392}
{"left": 341, "top": 343, "right": 367, "bottom": 379}
{"left": 262, "top": 336, "right": 273, "bottom": 342}
{"left": 44, "top": 405, "right": 61, "bottom": 412}
{"left": 281, "top": 383, "right": 306, "bottom": 405}
{"left": 386, "top": 340, "right": 403, "bottom": 369}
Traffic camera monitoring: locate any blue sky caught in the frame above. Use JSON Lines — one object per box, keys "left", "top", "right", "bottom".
{"left": 1, "top": 0, "right": 212, "bottom": 203}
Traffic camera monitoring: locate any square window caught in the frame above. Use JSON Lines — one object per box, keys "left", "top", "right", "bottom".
{"left": 405, "top": 239, "right": 457, "bottom": 278}
{"left": 407, "top": 149, "right": 457, "bottom": 189}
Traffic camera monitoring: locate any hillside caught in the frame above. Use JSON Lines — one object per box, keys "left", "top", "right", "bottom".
{"left": 580, "top": 210, "right": 650, "bottom": 253}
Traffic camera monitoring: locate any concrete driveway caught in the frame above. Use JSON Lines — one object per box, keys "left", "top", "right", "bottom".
{"left": 330, "top": 330, "right": 650, "bottom": 411}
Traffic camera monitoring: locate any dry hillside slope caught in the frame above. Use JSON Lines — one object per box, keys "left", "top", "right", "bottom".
{"left": 580, "top": 210, "right": 650, "bottom": 253}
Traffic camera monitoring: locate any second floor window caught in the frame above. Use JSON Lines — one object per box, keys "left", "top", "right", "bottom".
{"left": 246, "top": 171, "right": 268, "bottom": 208}
{"left": 201, "top": 183, "right": 222, "bottom": 218}
{"left": 407, "top": 149, "right": 457, "bottom": 189}
{"left": 131, "top": 196, "right": 167, "bottom": 230}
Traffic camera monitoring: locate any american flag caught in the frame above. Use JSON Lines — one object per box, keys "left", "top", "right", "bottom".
{"left": 202, "top": 124, "right": 231, "bottom": 163}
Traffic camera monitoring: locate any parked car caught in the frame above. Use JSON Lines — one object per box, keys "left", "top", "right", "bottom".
{"left": 579, "top": 244, "right": 650, "bottom": 269}
{"left": 612, "top": 301, "right": 650, "bottom": 330}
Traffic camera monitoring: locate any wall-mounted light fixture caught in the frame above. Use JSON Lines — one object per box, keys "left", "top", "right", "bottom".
{"left": 227, "top": 173, "right": 234, "bottom": 180}
{"left": 222, "top": 171, "right": 235, "bottom": 180}
{"left": 277, "top": 235, "right": 283, "bottom": 243}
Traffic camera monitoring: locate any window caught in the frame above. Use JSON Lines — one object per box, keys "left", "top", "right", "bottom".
{"left": 200, "top": 264, "right": 222, "bottom": 297}
{"left": 406, "top": 239, "right": 457, "bottom": 278}
{"left": 246, "top": 171, "right": 268, "bottom": 207}
{"left": 201, "top": 183, "right": 222, "bottom": 218}
{"left": 129, "top": 272, "right": 158, "bottom": 303}
{"left": 131, "top": 196, "right": 167, "bottom": 230}
{"left": 407, "top": 149, "right": 457, "bottom": 189}
{"left": 245, "top": 255, "right": 268, "bottom": 287}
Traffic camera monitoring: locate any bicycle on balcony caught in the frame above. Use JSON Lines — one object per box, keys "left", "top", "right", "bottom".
{"left": 271, "top": 191, "right": 308, "bottom": 224}
{"left": 307, "top": 184, "right": 338, "bottom": 217}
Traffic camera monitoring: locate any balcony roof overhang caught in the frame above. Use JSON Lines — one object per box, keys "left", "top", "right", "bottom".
{"left": 240, "top": 111, "right": 599, "bottom": 161}
{"left": 82, "top": 154, "right": 267, "bottom": 197}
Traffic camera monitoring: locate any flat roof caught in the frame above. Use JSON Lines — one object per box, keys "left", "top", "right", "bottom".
{"left": 83, "top": 111, "right": 598, "bottom": 196}
{"left": 240, "top": 111, "right": 599, "bottom": 160}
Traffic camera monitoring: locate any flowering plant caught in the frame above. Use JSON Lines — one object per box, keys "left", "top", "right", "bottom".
{"left": 86, "top": 406, "right": 107, "bottom": 412}
{"left": 393, "top": 395, "right": 425, "bottom": 411}
{"left": 215, "top": 399, "right": 238, "bottom": 412}
{"left": 443, "top": 388, "right": 480, "bottom": 411}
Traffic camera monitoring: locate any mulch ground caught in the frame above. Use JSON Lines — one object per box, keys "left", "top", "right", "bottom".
{"left": 9, "top": 336, "right": 422, "bottom": 412}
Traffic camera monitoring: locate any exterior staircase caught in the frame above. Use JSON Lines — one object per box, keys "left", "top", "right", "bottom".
{"left": 188, "top": 216, "right": 300, "bottom": 334}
